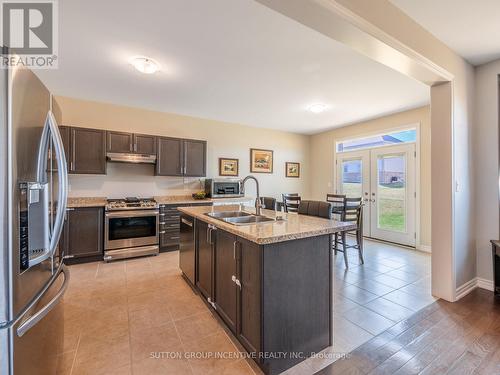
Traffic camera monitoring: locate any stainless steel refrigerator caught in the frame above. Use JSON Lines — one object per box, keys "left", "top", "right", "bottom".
{"left": 0, "top": 60, "right": 69, "bottom": 374}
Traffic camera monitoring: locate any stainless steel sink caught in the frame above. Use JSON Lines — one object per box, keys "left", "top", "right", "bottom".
{"left": 205, "top": 210, "right": 275, "bottom": 225}
{"left": 223, "top": 215, "right": 275, "bottom": 225}
{"left": 206, "top": 211, "right": 253, "bottom": 219}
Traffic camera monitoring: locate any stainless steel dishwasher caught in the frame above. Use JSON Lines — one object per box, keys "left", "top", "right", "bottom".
{"left": 179, "top": 214, "right": 195, "bottom": 285}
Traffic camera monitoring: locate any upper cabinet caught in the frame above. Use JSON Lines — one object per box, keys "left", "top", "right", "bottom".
{"left": 156, "top": 137, "right": 206, "bottom": 177}
{"left": 107, "top": 131, "right": 157, "bottom": 155}
{"left": 59, "top": 126, "right": 205, "bottom": 176}
{"left": 134, "top": 134, "right": 156, "bottom": 155}
{"left": 184, "top": 139, "right": 206, "bottom": 176}
{"left": 60, "top": 126, "right": 106, "bottom": 175}
{"left": 107, "top": 131, "right": 133, "bottom": 153}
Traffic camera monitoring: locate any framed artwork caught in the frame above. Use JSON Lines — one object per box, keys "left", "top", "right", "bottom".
{"left": 219, "top": 158, "right": 239, "bottom": 176}
{"left": 285, "top": 162, "right": 300, "bottom": 178}
{"left": 250, "top": 148, "right": 273, "bottom": 173}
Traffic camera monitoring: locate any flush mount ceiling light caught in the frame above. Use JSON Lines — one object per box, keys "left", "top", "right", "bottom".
{"left": 129, "top": 56, "right": 160, "bottom": 74}
{"left": 307, "top": 103, "right": 328, "bottom": 114}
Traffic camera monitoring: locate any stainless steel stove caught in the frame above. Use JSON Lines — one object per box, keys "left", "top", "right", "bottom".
{"left": 106, "top": 197, "right": 158, "bottom": 211}
{"left": 104, "top": 197, "right": 159, "bottom": 261}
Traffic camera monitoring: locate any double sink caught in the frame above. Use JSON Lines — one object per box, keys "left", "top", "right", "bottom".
{"left": 206, "top": 210, "right": 275, "bottom": 225}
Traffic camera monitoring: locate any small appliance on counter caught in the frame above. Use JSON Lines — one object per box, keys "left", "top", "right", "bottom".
{"left": 104, "top": 197, "right": 159, "bottom": 261}
{"left": 205, "top": 178, "right": 243, "bottom": 198}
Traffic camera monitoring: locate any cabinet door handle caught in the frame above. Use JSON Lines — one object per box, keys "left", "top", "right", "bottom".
{"left": 233, "top": 241, "right": 237, "bottom": 259}
{"left": 159, "top": 230, "right": 166, "bottom": 234}
{"left": 231, "top": 275, "right": 241, "bottom": 289}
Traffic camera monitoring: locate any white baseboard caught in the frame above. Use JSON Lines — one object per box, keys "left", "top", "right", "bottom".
{"left": 455, "top": 277, "right": 494, "bottom": 301}
{"left": 416, "top": 244, "right": 431, "bottom": 253}
{"left": 477, "top": 278, "right": 494, "bottom": 291}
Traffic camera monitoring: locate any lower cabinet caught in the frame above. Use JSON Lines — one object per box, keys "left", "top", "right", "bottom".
{"left": 214, "top": 229, "right": 238, "bottom": 333}
{"left": 196, "top": 220, "right": 214, "bottom": 301}
{"left": 61, "top": 206, "right": 104, "bottom": 262}
{"left": 195, "top": 221, "right": 261, "bottom": 356}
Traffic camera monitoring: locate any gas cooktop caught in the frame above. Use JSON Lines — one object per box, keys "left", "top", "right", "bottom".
{"left": 106, "top": 197, "right": 158, "bottom": 211}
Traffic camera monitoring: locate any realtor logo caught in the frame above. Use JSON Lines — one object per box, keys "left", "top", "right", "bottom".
{"left": 1, "top": 0, "right": 58, "bottom": 68}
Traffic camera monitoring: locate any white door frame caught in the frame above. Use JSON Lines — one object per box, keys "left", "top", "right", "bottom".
{"left": 334, "top": 123, "right": 422, "bottom": 248}
{"left": 370, "top": 143, "right": 416, "bottom": 246}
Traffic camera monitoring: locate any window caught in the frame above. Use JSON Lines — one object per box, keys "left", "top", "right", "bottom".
{"left": 336, "top": 129, "right": 416, "bottom": 153}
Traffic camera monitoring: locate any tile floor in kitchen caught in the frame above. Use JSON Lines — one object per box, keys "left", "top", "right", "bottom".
{"left": 57, "top": 239, "right": 433, "bottom": 375}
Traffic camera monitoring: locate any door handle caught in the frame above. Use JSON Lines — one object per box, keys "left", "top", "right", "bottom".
{"left": 31, "top": 111, "right": 68, "bottom": 268}
{"left": 17, "top": 264, "right": 70, "bottom": 337}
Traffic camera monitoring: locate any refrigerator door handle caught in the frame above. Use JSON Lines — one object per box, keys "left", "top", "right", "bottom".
{"left": 16, "top": 264, "right": 69, "bottom": 337}
{"left": 30, "top": 110, "right": 68, "bottom": 267}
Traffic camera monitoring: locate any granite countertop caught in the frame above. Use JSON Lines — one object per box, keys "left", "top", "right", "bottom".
{"left": 178, "top": 205, "right": 357, "bottom": 245}
{"left": 67, "top": 197, "right": 107, "bottom": 208}
{"left": 66, "top": 195, "right": 254, "bottom": 208}
{"left": 154, "top": 195, "right": 253, "bottom": 205}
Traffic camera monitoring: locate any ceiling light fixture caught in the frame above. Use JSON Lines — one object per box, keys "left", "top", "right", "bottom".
{"left": 308, "top": 103, "right": 328, "bottom": 114}
{"left": 129, "top": 56, "right": 160, "bottom": 74}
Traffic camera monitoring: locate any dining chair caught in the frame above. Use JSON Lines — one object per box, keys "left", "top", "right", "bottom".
{"left": 297, "top": 200, "right": 333, "bottom": 219}
{"left": 326, "top": 193, "right": 346, "bottom": 220}
{"left": 333, "top": 197, "right": 364, "bottom": 268}
{"left": 258, "top": 196, "right": 277, "bottom": 211}
{"left": 282, "top": 193, "right": 301, "bottom": 213}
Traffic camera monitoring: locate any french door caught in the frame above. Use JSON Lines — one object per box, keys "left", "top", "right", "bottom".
{"left": 336, "top": 144, "right": 416, "bottom": 246}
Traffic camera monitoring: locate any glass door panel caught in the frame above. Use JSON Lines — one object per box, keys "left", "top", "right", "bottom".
{"left": 376, "top": 154, "right": 406, "bottom": 232}
{"left": 341, "top": 159, "right": 363, "bottom": 198}
{"left": 336, "top": 150, "right": 370, "bottom": 237}
{"left": 370, "top": 144, "right": 415, "bottom": 246}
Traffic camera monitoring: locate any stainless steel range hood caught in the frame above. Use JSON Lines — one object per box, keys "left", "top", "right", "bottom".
{"left": 106, "top": 152, "right": 156, "bottom": 164}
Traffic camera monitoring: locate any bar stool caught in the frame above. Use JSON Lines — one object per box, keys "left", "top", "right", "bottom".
{"left": 333, "top": 197, "right": 364, "bottom": 268}
{"left": 282, "top": 193, "right": 301, "bottom": 213}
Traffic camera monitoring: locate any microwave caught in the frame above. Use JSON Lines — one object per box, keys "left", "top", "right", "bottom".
{"left": 205, "top": 178, "right": 243, "bottom": 198}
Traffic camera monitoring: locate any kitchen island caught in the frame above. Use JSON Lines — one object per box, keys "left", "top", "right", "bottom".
{"left": 177, "top": 204, "right": 356, "bottom": 375}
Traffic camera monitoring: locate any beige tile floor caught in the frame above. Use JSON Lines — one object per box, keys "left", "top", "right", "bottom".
{"left": 57, "top": 239, "right": 433, "bottom": 375}
{"left": 332, "top": 239, "right": 435, "bottom": 356}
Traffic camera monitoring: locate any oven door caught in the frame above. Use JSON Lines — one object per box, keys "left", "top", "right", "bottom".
{"left": 105, "top": 210, "right": 159, "bottom": 250}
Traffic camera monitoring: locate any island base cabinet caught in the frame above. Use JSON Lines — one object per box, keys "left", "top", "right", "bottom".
{"left": 196, "top": 220, "right": 214, "bottom": 302}
{"left": 236, "top": 237, "right": 261, "bottom": 355}
{"left": 193, "top": 219, "right": 332, "bottom": 375}
{"left": 214, "top": 229, "right": 238, "bottom": 333}
{"left": 261, "top": 235, "right": 331, "bottom": 375}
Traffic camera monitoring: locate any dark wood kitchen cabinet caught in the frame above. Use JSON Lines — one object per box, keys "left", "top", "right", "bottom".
{"left": 134, "top": 134, "right": 156, "bottom": 154}
{"left": 106, "top": 131, "right": 133, "bottom": 153}
{"left": 68, "top": 127, "right": 106, "bottom": 174}
{"left": 59, "top": 126, "right": 70, "bottom": 161}
{"left": 156, "top": 137, "right": 183, "bottom": 176}
{"left": 156, "top": 137, "right": 206, "bottom": 177}
{"left": 196, "top": 220, "right": 215, "bottom": 301}
{"left": 184, "top": 139, "right": 206, "bottom": 176}
{"left": 61, "top": 206, "right": 104, "bottom": 263}
{"left": 214, "top": 230, "right": 238, "bottom": 333}
{"left": 107, "top": 131, "right": 156, "bottom": 155}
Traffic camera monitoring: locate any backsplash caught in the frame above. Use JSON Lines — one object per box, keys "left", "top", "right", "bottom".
{"left": 68, "top": 162, "right": 203, "bottom": 198}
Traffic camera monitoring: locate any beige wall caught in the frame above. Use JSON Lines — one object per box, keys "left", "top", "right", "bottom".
{"left": 309, "top": 106, "right": 431, "bottom": 248}
{"left": 54, "top": 96, "right": 310, "bottom": 200}
{"left": 474, "top": 59, "right": 500, "bottom": 285}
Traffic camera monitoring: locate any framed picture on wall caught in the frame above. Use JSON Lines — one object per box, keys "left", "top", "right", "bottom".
{"left": 286, "top": 162, "right": 300, "bottom": 178}
{"left": 219, "top": 158, "right": 239, "bottom": 176}
{"left": 250, "top": 148, "right": 273, "bottom": 173}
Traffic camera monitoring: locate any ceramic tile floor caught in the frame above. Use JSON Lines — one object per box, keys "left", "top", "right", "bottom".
{"left": 57, "top": 239, "right": 433, "bottom": 375}
{"left": 332, "top": 239, "right": 435, "bottom": 358}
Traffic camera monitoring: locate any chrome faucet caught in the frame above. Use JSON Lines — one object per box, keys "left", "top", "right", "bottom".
{"left": 241, "top": 175, "right": 262, "bottom": 216}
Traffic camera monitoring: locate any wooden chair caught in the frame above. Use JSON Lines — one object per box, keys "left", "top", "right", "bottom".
{"left": 282, "top": 193, "right": 301, "bottom": 213}
{"left": 326, "top": 194, "right": 346, "bottom": 220}
{"left": 258, "top": 196, "right": 277, "bottom": 211}
{"left": 297, "top": 200, "right": 333, "bottom": 219}
{"left": 333, "top": 197, "right": 364, "bottom": 268}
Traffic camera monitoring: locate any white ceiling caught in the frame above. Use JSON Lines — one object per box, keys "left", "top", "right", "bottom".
{"left": 37, "top": 0, "right": 429, "bottom": 135}
{"left": 391, "top": 0, "right": 500, "bottom": 66}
